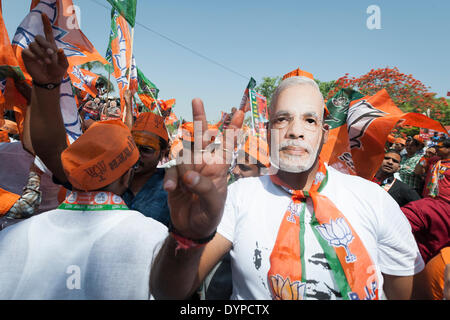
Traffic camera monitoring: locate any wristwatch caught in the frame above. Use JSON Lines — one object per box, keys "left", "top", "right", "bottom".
{"left": 32, "top": 80, "right": 61, "bottom": 90}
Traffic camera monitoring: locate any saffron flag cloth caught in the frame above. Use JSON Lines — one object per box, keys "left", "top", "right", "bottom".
{"left": 13, "top": 0, "right": 108, "bottom": 77}
{"left": 30, "top": 0, "right": 41, "bottom": 10}
{"left": 268, "top": 160, "right": 379, "bottom": 300}
{"left": 137, "top": 67, "right": 159, "bottom": 109}
{"left": 12, "top": 0, "right": 108, "bottom": 143}
{"left": 0, "top": 0, "right": 27, "bottom": 114}
{"left": 68, "top": 65, "right": 100, "bottom": 98}
{"left": 164, "top": 111, "right": 178, "bottom": 127}
{"left": 106, "top": 9, "right": 138, "bottom": 114}
{"left": 282, "top": 67, "right": 314, "bottom": 81}
{"left": 0, "top": 186, "right": 20, "bottom": 216}
{"left": 321, "top": 88, "right": 447, "bottom": 180}
{"left": 239, "top": 77, "right": 256, "bottom": 113}
{"left": 106, "top": 0, "right": 137, "bottom": 27}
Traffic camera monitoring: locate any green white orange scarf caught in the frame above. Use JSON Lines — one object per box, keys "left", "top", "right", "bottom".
{"left": 268, "top": 160, "right": 379, "bottom": 300}
{"left": 58, "top": 191, "right": 129, "bottom": 211}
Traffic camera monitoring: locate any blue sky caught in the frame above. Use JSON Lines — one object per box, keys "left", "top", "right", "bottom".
{"left": 3, "top": 0, "right": 450, "bottom": 121}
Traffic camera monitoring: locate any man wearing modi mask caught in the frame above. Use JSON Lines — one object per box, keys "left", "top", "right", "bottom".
{"left": 150, "top": 74, "right": 425, "bottom": 300}
{"left": 122, "top": 112, "right": 171, "bottom": 227}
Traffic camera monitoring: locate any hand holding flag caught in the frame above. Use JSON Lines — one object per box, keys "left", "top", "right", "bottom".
{"left": 21, "top": 14, "right": 68, "bottom": 85}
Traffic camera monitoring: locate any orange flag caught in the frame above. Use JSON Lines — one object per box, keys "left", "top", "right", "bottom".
{"left": 321, "top": 88, "right": 447, "bottom": 180}
{"left": 68, "top": 65, "right": 100, "bottom": 98}
{"left": 106, "top": 9, "right": 138, "bottom": 116}
{"left": 0, "top": 0, "right": 28, "bottom": 138}
{"left": 12, "top": 0, "right": 108, "bottom": 143}
{"left": 12, "top": 0, "right": 108, "bottom": 81}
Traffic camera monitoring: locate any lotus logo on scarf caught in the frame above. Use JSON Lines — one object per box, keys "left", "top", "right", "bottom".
{"left": 269, "top": 274, "right": 306, "bottom": 300}
{"left": 346, "top": 100, "right": 387, "bottom": 149}
{"left": 315, "top": 218, "right": 356, "bottom": 263}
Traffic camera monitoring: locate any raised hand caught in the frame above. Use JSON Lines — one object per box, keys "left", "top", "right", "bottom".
{"left": 163, "top": 98, "right": 244, "bottom": 240}
{"left": 21, "top": 13, "right": 68, "bottom": 85}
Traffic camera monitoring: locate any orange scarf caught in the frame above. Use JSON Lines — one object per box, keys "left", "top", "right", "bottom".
{"left": 268, "top": 160, "right": 379, "bottom": 300}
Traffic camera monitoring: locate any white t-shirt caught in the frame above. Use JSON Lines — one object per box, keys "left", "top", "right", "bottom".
{"left": 0, "top": 208, "right": 167, "bottom": 299}
{"left": 218, "top": 166, "right": 424, "bottom": 300}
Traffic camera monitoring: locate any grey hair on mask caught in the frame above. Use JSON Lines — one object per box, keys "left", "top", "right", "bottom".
{"left": 269, "top": 76, "right": 324, "bottom": 115}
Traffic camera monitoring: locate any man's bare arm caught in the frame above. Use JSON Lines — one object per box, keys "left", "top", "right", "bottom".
{"left": 383, "top": 273, "right": 414, "bottom": 300}
{"left": 22, "top": 14, "right": 69, "bottom": 183}
{"left": 150, "top": 233, "right": 231, "bottom": 300}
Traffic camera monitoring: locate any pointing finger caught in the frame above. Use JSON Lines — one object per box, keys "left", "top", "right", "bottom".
{"left": 41, "top": 13, "right": 56, "bottom": 46}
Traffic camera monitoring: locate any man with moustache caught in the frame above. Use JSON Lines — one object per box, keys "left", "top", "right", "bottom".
{"left": 373, "top": 150, "right": 421, "bottom": 207}
{"left": 150, "top": 76, "right": 424, "bottom": 300}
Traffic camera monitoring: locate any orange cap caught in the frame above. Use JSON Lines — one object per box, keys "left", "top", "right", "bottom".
{"left": 0, "top": 120, "right": 18, "bottom": 135}
{"left": 387, "top": 134, "right": 395, "bottom": 143}
{"left": 242, "top": 135, "right": 270, "bottom": 167}
{"left": 0, "top": 130, "right": 10, "bottom": 143}
{"left": 282, "top": 68, "right": 314, "bottom": 81}
{"left": 132, "top": 112, "right": 168, "bottom": 143}
{"left": 394, "top": 138, "right": 406, "bottom": 145}
{"left": 413, "top": 135, "right": 425, "bottom": 144}
{"left": 61, "top": 120, "right": 139, "bottom": 192}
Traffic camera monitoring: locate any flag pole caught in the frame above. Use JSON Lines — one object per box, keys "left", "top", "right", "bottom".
{"left": 123, "top": 27, "right": 135, "bottom": 122}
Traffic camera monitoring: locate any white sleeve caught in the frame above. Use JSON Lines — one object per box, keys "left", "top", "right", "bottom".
{"left": 376, "top": 190, "right": 425, "bottom": 276}
{"left": 217, "top": 182, "right": 239, "bottom": 244}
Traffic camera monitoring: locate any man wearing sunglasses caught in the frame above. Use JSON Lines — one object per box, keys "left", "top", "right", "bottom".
{"left": 122, "top": 112, "right": 171, "bottom": 227}
{"left": 373, "top": 150, "right": 421, "bottom": 207}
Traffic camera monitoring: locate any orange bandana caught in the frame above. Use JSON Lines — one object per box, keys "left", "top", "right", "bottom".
{"left": 132, "top": 112, "right": 168, "bottom": 143}
{"left": 133, "top": 131, "right": 161, "bottom": 151}
{"left": 61, "top": 120, "right": 139, "bottom": 192}
{"left": 268, "top": 160, "right": 379, "bottom": 300}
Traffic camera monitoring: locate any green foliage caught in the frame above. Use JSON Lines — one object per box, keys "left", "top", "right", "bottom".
{"left": 315, "top": 79, "right": 337, "bottom": 99}
{"left": 255, "top": 76, "right": 281, "bottom": 107}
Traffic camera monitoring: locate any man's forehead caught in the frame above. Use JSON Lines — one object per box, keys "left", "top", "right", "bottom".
{"left": 385, "top": 153, "right": 401, "bottom": 160}
{"left": 272, "top": 103, "right": 323, "bottom": 116}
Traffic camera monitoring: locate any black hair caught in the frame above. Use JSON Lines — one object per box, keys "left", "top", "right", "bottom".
{"left": 385, "top": 149, "right": 401, "bottom": 157}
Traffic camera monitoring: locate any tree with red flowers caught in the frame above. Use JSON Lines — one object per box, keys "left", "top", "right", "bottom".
{"left": 327, "top": 67, "right": 449, "bottom": 125}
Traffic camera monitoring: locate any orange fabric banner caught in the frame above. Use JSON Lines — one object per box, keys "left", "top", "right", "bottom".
{"left": 0, "top": 187, "right": 20, "bottom": 215}
{"left": 321, "top": 88, "right": 447, "bottom": 180}
{"left": 68, "top": 65, "right": 100, "bottom": 98}
{"left": 12, "top": 0, "right": 108, "bottom": 81}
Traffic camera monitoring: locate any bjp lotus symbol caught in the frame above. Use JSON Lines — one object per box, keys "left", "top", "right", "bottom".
{"left": 315, "top": 218, "right": 356, "bottom": 263}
